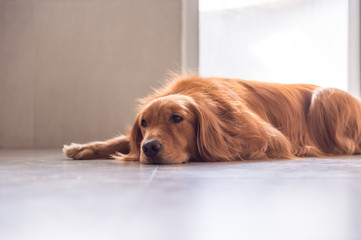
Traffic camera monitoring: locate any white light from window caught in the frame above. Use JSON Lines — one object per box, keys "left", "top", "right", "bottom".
{"left": 200, "top": 0, "right": 348, "bottom": 90}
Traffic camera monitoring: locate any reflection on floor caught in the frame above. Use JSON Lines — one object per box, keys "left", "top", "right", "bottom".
{"left": 0, "top": 149, "right": 360, "bottom": 240}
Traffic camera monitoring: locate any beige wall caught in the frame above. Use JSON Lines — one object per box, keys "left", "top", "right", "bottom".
{"left": 0, "top": 0, "right": 184, "bottom": 148}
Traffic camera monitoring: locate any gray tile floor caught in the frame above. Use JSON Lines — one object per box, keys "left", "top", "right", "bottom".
{"left": 0, "top": 149, "right": 360, "bottom": 240}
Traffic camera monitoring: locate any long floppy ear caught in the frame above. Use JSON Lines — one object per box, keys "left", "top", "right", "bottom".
{"left": 190, "top": 100, "right": 240, "bottom": 162}
{"left": 113, "top": 114, "right": 143, "bottom": 161}
{"left": 190, "top": 99, "right": 293, "bottom": 161}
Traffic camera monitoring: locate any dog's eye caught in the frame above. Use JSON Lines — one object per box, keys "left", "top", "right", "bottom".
{"left": 170, "top": 114, "right": 184, "bottom": 123}
{"left": 141, "top": 119, "right": 147, "bottom": 127}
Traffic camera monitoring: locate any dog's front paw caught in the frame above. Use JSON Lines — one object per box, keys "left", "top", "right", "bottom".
{"left": 63, "top": 143, "right": 96, "bottom": 160}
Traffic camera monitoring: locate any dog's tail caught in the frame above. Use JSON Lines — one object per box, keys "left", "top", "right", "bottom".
{"left": 308, "top": 88, "right": 361, "bottom": 155}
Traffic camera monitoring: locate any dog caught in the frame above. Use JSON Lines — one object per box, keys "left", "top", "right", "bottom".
{"left": 63, "top": 75, "right": 361, "bottom": 164}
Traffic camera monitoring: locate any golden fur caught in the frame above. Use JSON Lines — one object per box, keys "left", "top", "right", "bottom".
{"left": 63, "top": 76, "right": 361, "bottom": 164}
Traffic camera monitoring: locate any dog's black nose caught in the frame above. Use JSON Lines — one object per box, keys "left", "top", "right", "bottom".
{"left": 142, "top": 140, "right": 162, "bottom": 158}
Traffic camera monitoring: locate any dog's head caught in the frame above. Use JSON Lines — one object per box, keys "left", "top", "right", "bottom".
{"left": 127, "top": 95, "right": 199, "bottom": 164}
{"left": 121, "top": 93, "right": 251, "bottom": 164}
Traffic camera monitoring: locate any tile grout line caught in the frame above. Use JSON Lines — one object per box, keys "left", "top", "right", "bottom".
{"left": 146, "top": 165, "right": 158, "bottom": 186}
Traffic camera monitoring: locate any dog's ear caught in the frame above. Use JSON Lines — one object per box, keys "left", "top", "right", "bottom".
{"left": 113, "top": 114, "right": 142, "bottom": 161}
{"left": 190, "top": 98, "right": 293, "bottom": 161}
{"left": 190, "top": 100, "right": 237, "bottom": 162}
{"left": 127, "top": 114, "right": 143, "bottom": 160}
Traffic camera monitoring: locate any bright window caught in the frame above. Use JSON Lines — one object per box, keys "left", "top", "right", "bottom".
{"left": 199, "top": 0, "right": 348, "bottom": 90}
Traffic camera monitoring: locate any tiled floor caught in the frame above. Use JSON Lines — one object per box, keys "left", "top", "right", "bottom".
{"left": 0, "top": 149, "right": 360, "bottom": 240}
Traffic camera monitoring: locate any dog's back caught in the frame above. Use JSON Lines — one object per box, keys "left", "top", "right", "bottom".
{"left": 167, "top": 77, "right": 361, "bottom": 157}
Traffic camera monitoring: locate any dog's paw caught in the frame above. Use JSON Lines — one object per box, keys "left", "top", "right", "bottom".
{"left": 63, "top": 143, "right": 95, "bottom": 160}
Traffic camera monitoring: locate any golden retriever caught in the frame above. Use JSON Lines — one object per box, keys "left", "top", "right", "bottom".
{"left": 63, "top": 76, "right": 361, "bottom": 164}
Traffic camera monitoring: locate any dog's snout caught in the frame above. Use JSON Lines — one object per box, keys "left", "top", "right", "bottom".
{"left": 142, "top": 140, "right": 162, "bottom": 158}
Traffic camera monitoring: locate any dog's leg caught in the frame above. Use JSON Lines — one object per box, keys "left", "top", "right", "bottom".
{"left": 308, "top": 88, "right": 361, "bottom": 155}
{"left": 63, "top": 135, "right": 130, "bottom": 160}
